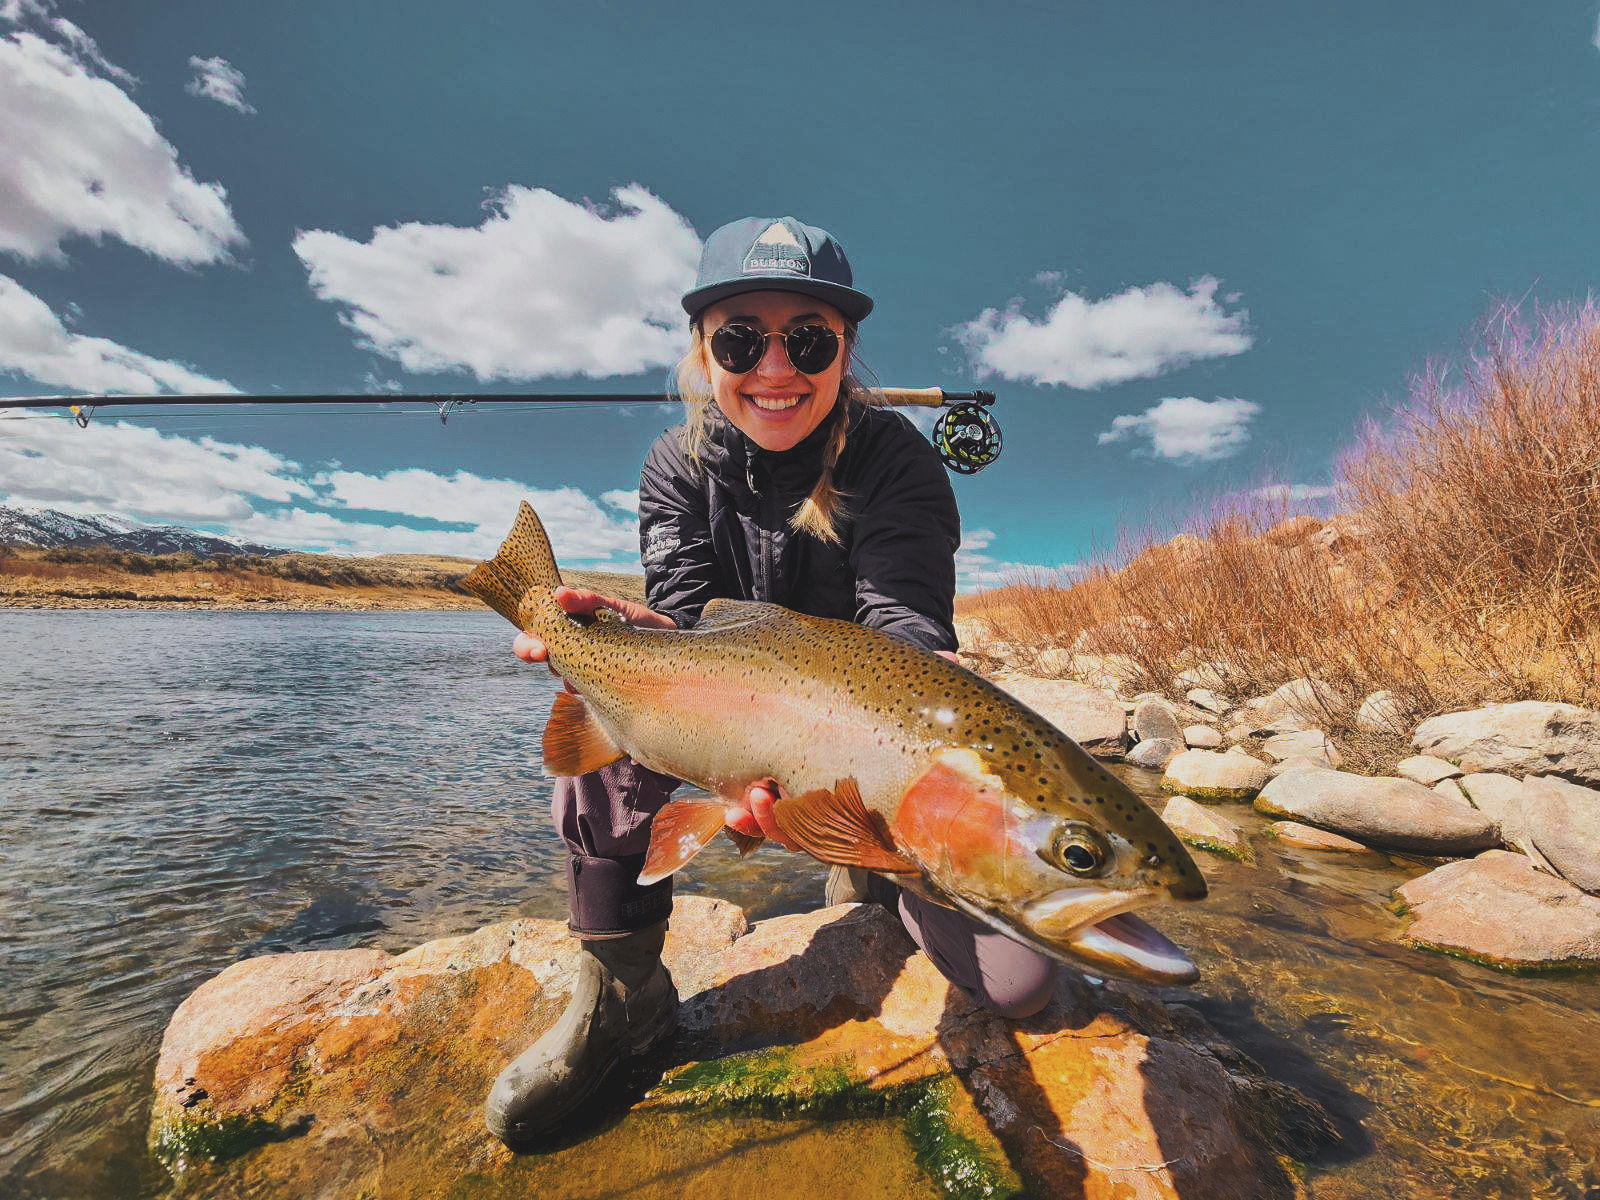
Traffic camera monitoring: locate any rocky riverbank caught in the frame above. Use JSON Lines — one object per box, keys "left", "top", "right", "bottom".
{"left": 965, "top": 636, "right": 1600, "bottom": 974}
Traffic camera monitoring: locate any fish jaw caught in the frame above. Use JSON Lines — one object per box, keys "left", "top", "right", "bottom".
{"left": 1019, "top": 887, "right": 1199, "bottom": 984}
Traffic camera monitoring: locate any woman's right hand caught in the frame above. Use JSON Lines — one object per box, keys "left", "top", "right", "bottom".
{"left": 512, "top": 585, "right": 676, "bottom": 665}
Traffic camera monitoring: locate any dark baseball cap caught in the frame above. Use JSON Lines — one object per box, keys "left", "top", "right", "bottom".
{"left": 681, "top": 216, "right": 874, "bottom": 324}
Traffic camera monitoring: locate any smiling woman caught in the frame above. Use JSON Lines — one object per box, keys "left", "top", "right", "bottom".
{"left": 482, "top": 216, "right": 1066, "bottom": 1150}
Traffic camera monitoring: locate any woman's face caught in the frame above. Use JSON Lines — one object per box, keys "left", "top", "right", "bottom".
{"left": 698, "top": 290, "right": 849, "bottom": 453}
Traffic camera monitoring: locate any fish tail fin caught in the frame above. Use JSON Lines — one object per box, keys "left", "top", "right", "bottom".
{"left": 460, "top": 500, "right": 562, "bottom": 627}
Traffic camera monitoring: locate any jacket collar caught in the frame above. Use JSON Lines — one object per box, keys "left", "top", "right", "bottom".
{"left": 703, "top": 401, "right": 844, "bottom": 498}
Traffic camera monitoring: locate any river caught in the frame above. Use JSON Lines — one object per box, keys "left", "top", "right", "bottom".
{"left": 1, "top": 609, "right": 1597, "bottom": 1198}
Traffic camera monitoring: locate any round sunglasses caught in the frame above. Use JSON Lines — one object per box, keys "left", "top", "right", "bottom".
{"left": 708, "top": 322, "right": 842, "bottom": 375}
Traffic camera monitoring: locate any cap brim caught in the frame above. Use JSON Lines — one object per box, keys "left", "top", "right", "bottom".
{"left": 682, "top": 277, "right": 874, "bottom": 324}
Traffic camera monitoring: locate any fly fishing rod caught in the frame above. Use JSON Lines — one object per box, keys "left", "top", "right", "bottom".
{"left": 0, "top": 387, "right": 1004, "bottom": 472}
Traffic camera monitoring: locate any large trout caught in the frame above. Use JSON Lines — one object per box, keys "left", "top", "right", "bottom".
{"left": 464, "top": 502, "right": 1207, "bottom": 984}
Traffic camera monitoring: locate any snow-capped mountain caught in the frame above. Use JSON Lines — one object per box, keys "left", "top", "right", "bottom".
{"left": 0, "top": 506, "right": 284, "bottom": 558}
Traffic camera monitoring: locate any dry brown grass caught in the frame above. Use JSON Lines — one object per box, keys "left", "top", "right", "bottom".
{"left": 965, "top": 302, "right": 1600, "bottom": 732}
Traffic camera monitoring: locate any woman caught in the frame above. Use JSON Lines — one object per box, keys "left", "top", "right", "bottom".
{"left": 486, "top": 217, "right": 1055, "bottom": 1147}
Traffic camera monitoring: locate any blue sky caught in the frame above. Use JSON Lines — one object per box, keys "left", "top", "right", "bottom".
{"left": 3, "top": 0, "right": 1599, "bottom": 589}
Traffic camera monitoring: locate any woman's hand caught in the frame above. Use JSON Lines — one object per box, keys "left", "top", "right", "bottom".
{"left": 512, "top": 585, "right": 676, "bottom": 664}
{"left": 725, "top": 780, "right": 799, "bottom": 851}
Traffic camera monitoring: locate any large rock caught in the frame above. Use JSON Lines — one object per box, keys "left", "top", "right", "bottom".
{"left": 1356, "top": 690, "right": 1414, "bottom": 735}
{"left": 1131, "top": 698, "right": 1184, "bottom": 744}
{"left": 1255, "top": 771, "right": 1498, "bottom": 855}
{"left": 1412, "top": 701, "right": 1600, "bottom": 786}
{"left": 1395, "top": 756, "right": 1461, "bottom": 787}
{"left": 147, "top": 898, "right": 1324, "bottom": 1200}
{"left": 1520, "top": 776, "right": 1600, "bottom": 894}
{"left": 1260, "top": 730, "right": 1342, "bottom": 768}
{"left": 1126, "top": 736, "right": 1183, "bottom": 770}
{"left": 1457, "top": 773, "right": 1529, "bottom": 839}
{"left": 1184, "top": 724, "right": 1223, "bottom": 749}
{"left": 1393, "top": 850, "right": 1600, "bottom": 970}
{"left": 1161, "top": 749, "right": 1270, "bottom": 801}
{"left": 990, "top": 672, "right": 1129, "bottom": 757}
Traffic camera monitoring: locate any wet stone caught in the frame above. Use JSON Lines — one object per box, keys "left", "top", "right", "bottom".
{"left": 1394, "top": 850, "right": 1600, "bottom": 970}
{"left": 1162, "top": 796, "right": 1254, "bottom": 861}
{"left": 146, "top": 897, "right": 1321, "bottom": 1200}
{"left": 1161, "top": 750, "right": 1270, "bottom": 802}
{"left": 1268, "top": 821, "right": 1371, "bottom": 853}
{"left": 1126, "top": 737, "right": 1183, "bottom": 770}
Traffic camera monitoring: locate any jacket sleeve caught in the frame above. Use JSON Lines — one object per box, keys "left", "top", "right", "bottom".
{"left": 847, "top": 414, "right": 961, "bottom": 652}
{"left": 638, "top": 429, "right": 726, "bottom": 630}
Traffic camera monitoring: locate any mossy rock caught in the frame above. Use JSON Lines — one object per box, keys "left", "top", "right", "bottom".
{"left": 648, "top": 1048, "right": 1023, "bottom": 1198}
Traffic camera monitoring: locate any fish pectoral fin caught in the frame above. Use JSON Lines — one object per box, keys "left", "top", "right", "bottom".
{"left": 772, "top": 778, "right": 919, "bottom": 873}
{"left": 541, "top": 691, "right": 627, "bottom": 776}
{"left": 639, "top": 798, "right": 730, "bottom": 885}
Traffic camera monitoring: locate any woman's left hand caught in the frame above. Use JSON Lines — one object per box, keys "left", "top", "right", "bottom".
{"left": 722, "top": 650, "right": 961, "bottom": 851}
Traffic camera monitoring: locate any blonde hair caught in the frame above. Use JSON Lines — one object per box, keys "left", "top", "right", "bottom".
{"left": 672, "top": 318, "right": 885, "bottom": 546}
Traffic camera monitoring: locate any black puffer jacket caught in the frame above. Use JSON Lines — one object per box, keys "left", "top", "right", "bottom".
{"left": 638, "top": 403, "right": 960, "bottom": 652}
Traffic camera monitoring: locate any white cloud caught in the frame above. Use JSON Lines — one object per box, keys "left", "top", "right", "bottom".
{"left": 185, "top": 55, "right": 255, "bottom": 114}
{"left": 0, "top": 28, "right": 243, "bottom": 264}
{"left": 0, "top": 274, "right": 235, "bottom": 394}
{"left": 0, "top": 413, "right": 312, "bottom": 522}
{"left": 601, "top": 488, "right": 640, "bottom": 514}
{"left": 953, "top": 526, "right": 1086, "bottom": 593}
{"left": 1251, "top": 483, "right": 1336, "bottom": 503}
{"left": 0, "top": 413, "right": 642, "bottom": 566}
{"left": 955, "top": 277, "right": 1252, "bottom": 388}
{"left": 293, "top": 184, "right": 700, "bottom": 380}
{"left": 313, "top": 467, "right": 636, "bottom": 562}
{"left": 1098, "top": 396, "right": 1260, "bottom": 462}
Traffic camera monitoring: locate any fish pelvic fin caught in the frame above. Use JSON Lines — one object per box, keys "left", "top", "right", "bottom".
{"left": 773, "top": 778, "right": 920, "bottom": 874}
{"left": 639, "top": 798, "right": 730, "bottom": 886}
{"left": 725, "top": 827, "right": 765, "bottom": 856}
{"left": 542, "top": 690, "right": 626, "bottom": 777}
{"left": 460, "top": 500, "right": 563, "bottom": 628}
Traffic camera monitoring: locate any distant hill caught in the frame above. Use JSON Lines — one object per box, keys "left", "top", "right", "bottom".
{"left": 0, "top": 504, "right": 646, "bottom": 609}
{"left": 0, "top": 505, "right": 284, "bottom": 558}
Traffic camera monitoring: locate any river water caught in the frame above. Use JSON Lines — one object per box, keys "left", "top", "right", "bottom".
{"left": 1, "top": 609, "right": 1597, "bottom": 1199}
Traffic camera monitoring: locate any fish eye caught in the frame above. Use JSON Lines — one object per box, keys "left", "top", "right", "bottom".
{"left": 1047, "top": 824, "right": 1109, "bottom": 877}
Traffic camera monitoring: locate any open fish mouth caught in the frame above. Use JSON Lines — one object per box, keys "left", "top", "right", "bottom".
{"left": 1018, "top": 887, "right": 1200, "bottom": 985}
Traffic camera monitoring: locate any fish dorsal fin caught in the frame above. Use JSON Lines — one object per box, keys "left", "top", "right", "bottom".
{"left": 773, "top": 779, "right": 919, "bottom": 873}
{"left": 694, "top": 598, "right": 784, "bottom": 631}
{"left": 542, "top": 690, "right": 626, "bottom": 777}
{"left": 639, "top": 797, "right": 731, "bottom": 885}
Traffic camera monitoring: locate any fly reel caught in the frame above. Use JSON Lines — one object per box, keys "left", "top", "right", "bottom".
{"left": 933, "top": 400, "right": 1002, "bottom": 474}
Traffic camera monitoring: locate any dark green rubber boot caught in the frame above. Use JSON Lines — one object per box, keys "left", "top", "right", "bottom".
{"left": 485, "top": 922, "right": 677, "bottom": 1146}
